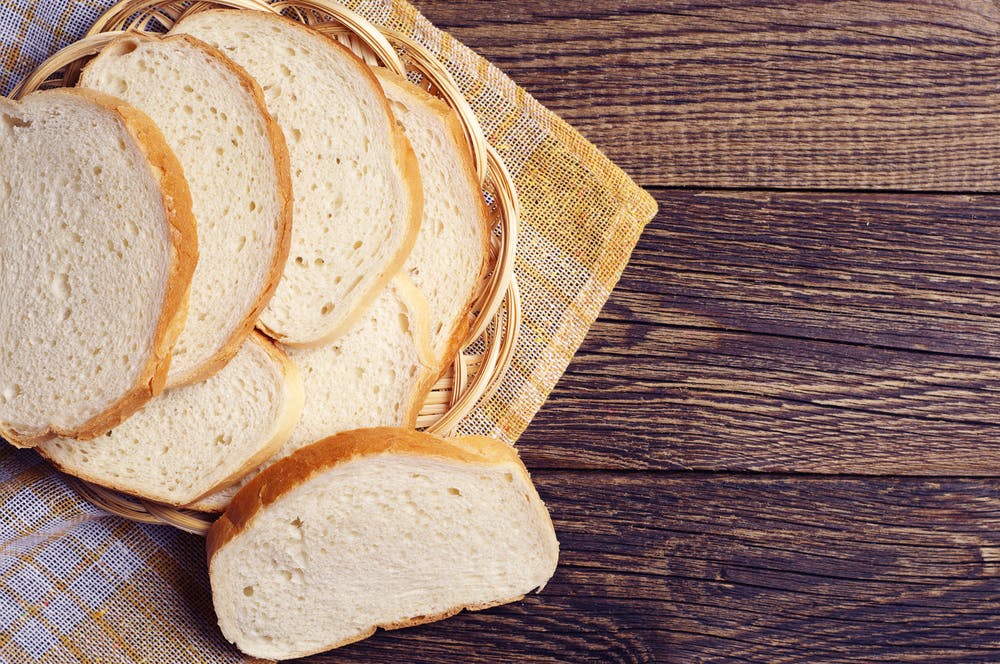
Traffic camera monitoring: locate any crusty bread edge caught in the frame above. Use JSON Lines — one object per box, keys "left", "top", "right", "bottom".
{"left": 1, "top": 88, "right": 197, "bottom": 447}
{"left": 207, "top": 11, "right": 425, "bottom": 348}
{"left": 373, "top": 68, "right": 492, "bottom": 374}
{"left": 39, "top": 332, "right": 303, "bottom": 506}
{"left": 437, "top": 102, "right": 493, "bottom": 371}
{"left": 183, "top": 484, "right": 233, "bottom": 514}
{"left": 392, "top": 274, "right": 435, "bottom": 364}
{"left": 208, "top": 427, "right": 557, "bottom": 658}
{"left": 250, "top": 592, "right": 530, "bottom": 660}
{"left": 390, "top": 274, "right": 438, "bottom": 428}
{"left": 208, "top": 428, "right": 542, "bottom": 559}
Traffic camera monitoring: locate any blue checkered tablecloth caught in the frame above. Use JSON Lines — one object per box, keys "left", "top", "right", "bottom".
{"left": 0, "top": 1, "right": 112, "bottom": 97}
{"left": 0, "top": 450, "right": 251, "bottom": 663}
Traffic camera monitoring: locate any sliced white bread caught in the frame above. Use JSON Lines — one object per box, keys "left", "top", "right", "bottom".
{"left": 208, "top": 427, "right": 559, "bottom": 659}
{"left": 171, "top": 10, "right": 422, "bottom": 347}
{"left": 0, "top": 88, "right": 196, "bottom": 447}
{"left": 375, "top": 70, "right": 491, "bottom": 368}
{"left": 79, "top": 33, "right": 292, "bottom": 388}
{"left": 38, "top": 333, "right": 304, "bottom": 506}
{"left": 189, "top": 277, "right": 434, "bottom": 512}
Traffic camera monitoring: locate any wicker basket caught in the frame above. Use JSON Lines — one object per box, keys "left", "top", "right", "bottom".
{"left": 11, "top": 0, "right": 520, "bottom": 535}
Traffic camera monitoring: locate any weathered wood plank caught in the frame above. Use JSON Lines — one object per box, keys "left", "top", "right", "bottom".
{"left": 305, "top": 473, "right": 1000, "bottom": 663}
{"left": 415, "top": 0, "right": 1000, "bottom": 190}
{"left": 523, "top": 346, "right": 1000, "bottom": 473}
{"left": 624, "top": 190, "right": 1000, "bottom": 356}
{"left": 520, "top": 190, "right": 1000, "bottom": 472}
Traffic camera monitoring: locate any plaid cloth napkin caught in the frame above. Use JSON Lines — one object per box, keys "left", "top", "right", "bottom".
{"left": 0, "top": 1, "right": 657, "bottom": 661}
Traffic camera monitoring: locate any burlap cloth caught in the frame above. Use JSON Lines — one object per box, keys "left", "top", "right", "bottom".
{"left": 0, "top": 1, "right": 658, "bottom": 660}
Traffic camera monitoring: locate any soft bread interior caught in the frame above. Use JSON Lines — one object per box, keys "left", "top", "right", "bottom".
{"left": 208, "top": 429, "right": 559, "bottom": 659}
{"left": 38, "top": 334, "right": 303, "bottom": 506}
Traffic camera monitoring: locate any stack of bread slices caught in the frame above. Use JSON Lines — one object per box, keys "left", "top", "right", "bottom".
{"left": 0, "top": 9, "right": 557, "bottom": 659}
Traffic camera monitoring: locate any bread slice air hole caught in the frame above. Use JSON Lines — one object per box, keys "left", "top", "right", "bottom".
{"left": 1, "top": 113, "right": 31, "bottom": 129}
{"left": 108, "top": 39, "right": 139, "bottom": 56}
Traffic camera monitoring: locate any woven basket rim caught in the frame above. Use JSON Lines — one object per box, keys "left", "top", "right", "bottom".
{"left": 10, "top": 0, "right": 522, "bottom": 537}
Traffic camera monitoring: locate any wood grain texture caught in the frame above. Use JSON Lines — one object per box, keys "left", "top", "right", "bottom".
{"left": 522, "top": 189, "right": 1000, "bottom": 473}
{"left": 416, "top": 0, "right": 1000, "bottom": 190}
{"left": 305, "top": 473, "right": 1000, "bottom": 663}
{"left": 302, "top": 3, "right": 1000, "bottom": 661}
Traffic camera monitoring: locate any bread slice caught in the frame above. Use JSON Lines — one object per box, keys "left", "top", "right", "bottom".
{"left": 208, "top": 427, "right": 559, "bottom": 659}
{"left": 0, "top": 88, "right": 196, "bottom": 447}
{"left": 171, "top": 10, "right": 422, "bottom": 347}
{"left": 37, "top": 333, "right": 303, "bottom": 506}
{"left": 375, "top": 70, "right": 491, "bottom": 368}
{"left": 79, "top": 33, "right": 292, "bottom": 387}
{"left": 188, "top": 276, "right": 435, "bottom": 512}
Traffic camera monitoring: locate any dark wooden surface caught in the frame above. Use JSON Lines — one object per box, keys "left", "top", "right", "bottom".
{"left": 311, "top": 2, "right": 1000, "bottom": 662}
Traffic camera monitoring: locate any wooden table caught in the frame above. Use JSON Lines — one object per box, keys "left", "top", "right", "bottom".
{"left": 311, "top": 1, "right": 1000, "bottom": 661}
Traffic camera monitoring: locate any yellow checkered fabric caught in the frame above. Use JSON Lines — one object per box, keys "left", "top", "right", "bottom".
{"left": 0, "top": 1, "right": 656, "bottom": 661}
{"left": 331, "top": 0, "right": 658, "bottom": 442}
{"left": 0, "top": 450, "right": 263, "bottom": 663}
